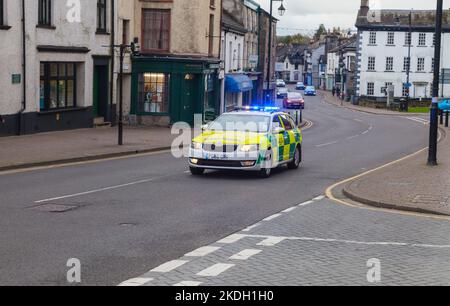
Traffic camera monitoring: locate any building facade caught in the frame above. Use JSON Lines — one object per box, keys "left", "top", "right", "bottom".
{"left": 130, "top": 0, "right": 222, "bottom": 126}
{"left": 355, "top": 0, "right": 450, "bottom": 103}
{"left": 276, "top": 44, "right": 306, "bottom": 84}
{"left": 0, "top": 0, "right": 117, "bottom": 136}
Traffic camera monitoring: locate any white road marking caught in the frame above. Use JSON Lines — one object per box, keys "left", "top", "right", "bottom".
{"left": 257, "top": 236, "right": 286, "bottom": 246}
{"left": 185, "top": 246, "right": 220, "bottom": 257}
{"left": 346, "top": 135, "right": 360, "bottom": 140}
{"left": 315, "top": 141, "right": 339, "bottom": 148}
{"left": 174, "top": 281, "right": 203, "bottom": 287}
{"left": 282, "top": 206, "right": 297, "bottom": 213}
{"left": 263, "top": 213, "right": 282, "bottom": 222}
{"left": 406, "top": 117, "right": 429, "bottom": 125}
{"left": 150, "top": 260, "right": 189, "bottom": 273}
{"left": 34, "top": 173, "right": 175, "bottom": 203}
{"left": 313, "top": 195, "right": 325, "bottom": 201}
{"left": 242, "top": 223, "right": 261, "bottom": 232}
{"left": 354, "top": 119, "right": 363, "bottom": 122}
{"left": 217, "top": 234, "right": 247, "bottom": 244}
{"left": 118, "top": 278, "right": 153, "bottom": 286}
{"left": 368, "top": 126, "right": 373, "bottom": 131}
{"left": 197, "top": 263, "right": 235, "bottom": 277}
{"left": 362, "top": 130, "right": 369, "bottom": 135}
{"left": 298, "top": 200, "right": 314, "bottom": 207}
{"left": 229, "top": 249, "right": 262, "bottom": 260}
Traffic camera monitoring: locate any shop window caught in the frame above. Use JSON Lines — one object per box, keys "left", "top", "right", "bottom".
{"left": 138, "top": 73, "right": 170, "bottom": 114}
{"left": 40, "top": 62, "right": 76, "bottom": 110}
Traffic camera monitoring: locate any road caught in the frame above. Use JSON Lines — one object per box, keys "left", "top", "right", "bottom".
{"left": 0, "top": 91, "right": 438, "bottom": 285}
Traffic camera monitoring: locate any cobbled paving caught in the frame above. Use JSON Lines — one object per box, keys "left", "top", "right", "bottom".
{"left": 120, "top": 198, "right": 450, "bottom": 286}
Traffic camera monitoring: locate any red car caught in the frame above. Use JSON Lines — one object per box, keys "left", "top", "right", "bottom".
{"left": 283, "top": 92, "right": 305, "bottom": 110}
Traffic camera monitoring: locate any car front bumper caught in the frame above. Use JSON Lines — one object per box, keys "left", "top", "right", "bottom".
{"left": 189, "top": 148, "right": 265, "bottom": 171}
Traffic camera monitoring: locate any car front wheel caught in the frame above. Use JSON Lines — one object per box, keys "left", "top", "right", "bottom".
{"left": 287, "top": 145, "right": 302, "bottom": 170}
{"left": 190, "top": 167, "right": 205, "bottom": 176}
{"left": 259, "top": 150, "right": 273, "bottom": 178}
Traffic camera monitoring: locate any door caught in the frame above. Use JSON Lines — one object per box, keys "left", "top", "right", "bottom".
{"left": 181, "top": 74, "right": 196, "bottom": 125}
{"left": 415, "top": 84, "right": 427, "bottom": 99}
{"left": 93, "top": 65, "right": 109, "bottom": 119}
{"left": 279, "top": 114, "right": 295, "bottom": 161}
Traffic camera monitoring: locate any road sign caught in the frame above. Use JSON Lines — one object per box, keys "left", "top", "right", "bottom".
{"left": 405, "top": 82, "right": 412, "bottom": 88}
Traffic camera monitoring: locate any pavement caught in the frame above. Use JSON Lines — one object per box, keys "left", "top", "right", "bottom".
{"left": 0, "top": 126, "right": 177, "bottom": 171}
{"left": 321, "top": 90, "right": 421, "bottom": 116}
{"left": 2, "top": 93, "right": 445, "bottom": 286}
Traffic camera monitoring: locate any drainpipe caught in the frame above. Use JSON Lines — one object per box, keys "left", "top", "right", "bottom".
{"left": 18, "top": 0, "right": 26, "bottom": 135}
{"left": 109, "top": 0, "right": 115, "bottom": 125}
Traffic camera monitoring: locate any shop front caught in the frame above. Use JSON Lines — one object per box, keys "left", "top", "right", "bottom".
{"left": 224, "top": 74, "right": 254, "bottom": 112}
{"left": 131, "top": 57, "right": 220, "bottom": 126}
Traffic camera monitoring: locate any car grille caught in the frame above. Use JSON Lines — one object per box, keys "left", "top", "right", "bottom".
{"left": 197, "top": 159, "right": 254, "bottom": 168}
{"left": 203, "top": 144, "right": 238, "bottom": 153}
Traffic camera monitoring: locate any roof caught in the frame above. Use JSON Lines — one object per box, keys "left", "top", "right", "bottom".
{"left": 356, "top": 8, "right": 450, "bottom": 31}
{"left": 222, "top": 10, "right": 247, "bottom": 34}
{"left": 276, "top": 44, "right": 308, "bottom": 63}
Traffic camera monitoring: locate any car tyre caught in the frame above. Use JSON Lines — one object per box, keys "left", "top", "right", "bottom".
{"left": 259, "top": 150, "right": 273, "bottom": 178}
{"left": 190, "top": 167, "right": 205, "bottom": 176}
{"left": 287, "top": 145, "right": 302, "bottom": 170}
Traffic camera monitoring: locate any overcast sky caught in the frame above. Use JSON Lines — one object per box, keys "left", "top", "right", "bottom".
{"left": 254, "top": 0, "right": 448, "bottom": 36}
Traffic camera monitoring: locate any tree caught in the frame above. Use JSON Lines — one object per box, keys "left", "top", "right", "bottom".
{"left": 277, "top": 33, "right": 311, "bottom": 45}
{"left": 314, "top": 24, "right": 327, "bottom": 40}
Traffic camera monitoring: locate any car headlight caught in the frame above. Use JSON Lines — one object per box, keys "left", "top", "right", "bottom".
{"left": 191, "top": 142, "right": 203, "bottom": 150}
{"left": 240, "top": 144, "right": 259, "bottom": 152}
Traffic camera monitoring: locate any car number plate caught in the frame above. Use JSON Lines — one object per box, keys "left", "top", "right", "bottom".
{"left": 205, "top": 153, "right": 228, "bottom": 160}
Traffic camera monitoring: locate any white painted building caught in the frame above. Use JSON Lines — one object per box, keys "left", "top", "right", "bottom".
{"left": 355, "top": 0, "right": 450, "bottom": 102}
{"left": 0, "top": 0, "right": 118, "bottom": 136}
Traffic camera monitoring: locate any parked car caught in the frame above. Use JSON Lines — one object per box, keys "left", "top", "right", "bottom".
{"left": 276, "top": 87, "right": 288, "bottom": 99}
{"left": 304, "top": 86, "right": 317, "bottom": 96}
{"left": 283, "top": 92, "right": 305, "bottom": 110}
{"left": 276, "top": 79, "right": 286, "bottom": 87}
{"left": 296, "top": 82, "right": 306, "bottom": 90}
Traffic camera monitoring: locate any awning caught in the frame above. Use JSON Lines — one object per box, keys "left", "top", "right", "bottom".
{"left": 225, "top": 74, "right": 254, "bottom": 93}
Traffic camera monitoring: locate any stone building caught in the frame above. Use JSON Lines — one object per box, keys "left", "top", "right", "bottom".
{"left": 0, "top": 0, "right": 117, "bottom": 136}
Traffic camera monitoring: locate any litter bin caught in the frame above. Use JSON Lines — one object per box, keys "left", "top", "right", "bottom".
{"left": 400, "top": 99, "right": 409, "bottom": 112}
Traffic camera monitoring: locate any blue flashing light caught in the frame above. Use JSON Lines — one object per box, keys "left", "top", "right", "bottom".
{"left": 234, "top": 106, "right": 280, "bottom": 112}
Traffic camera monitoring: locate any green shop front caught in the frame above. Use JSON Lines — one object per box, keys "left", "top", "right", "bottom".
{"left": 131, "top": 57, "right": 221, "bottom": 126}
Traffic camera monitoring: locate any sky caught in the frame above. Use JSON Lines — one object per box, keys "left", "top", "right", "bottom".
{"left": 254, "top": 0, "right": 447, "bottom": 36}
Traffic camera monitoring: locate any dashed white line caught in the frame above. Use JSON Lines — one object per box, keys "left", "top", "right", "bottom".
{"left": 185, "top": 246, "right": 220, "bottom": 257}
{"left": 257, "top": 236, "right": 286, "bottom": 246}
{"left": 315, "top": 141, "right": 339, "bottom": 148}
{"left": 174, "top": 281, "right": 203, "bottom": 287}
{"left": 217, "top": 234, "right": 247, "bottom": 244}
{"left": 118, "top": 278, "right": 153, "bottom": 286}
{"left": 362, "top": 130, "right": 369, "bottom": 135}
{"left": 150, "top": 260, "right": 189, "bottom": 273}
{"left": 229, "top": 249, "right": 262, "bottom": 260}
{"left": 263, "top": 213, "right": 282, "bottom": 222}
{"left": 346, "top": 135, "right": 360, "bottom": 140}
{"left": 197, "top": 263, "right": 235, "bottom": 277}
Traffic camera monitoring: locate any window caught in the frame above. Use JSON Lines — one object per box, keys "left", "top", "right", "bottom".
{"left": 369, "top": 32, "right": 377, "bottom": 45}
{"left": 386, "top": 57, "right": 394, "bottom": 71}
{"left": 97, "top": 0, "right": 107, "bottom": 32}
{"left": 387, "top": 32, "right": 395, "bottom": 45}
{"left": 405, "top": 32, "right": 411, "bottom": 46}
{"left": 295, "top": 63, "right": 299, "bottom": 70}
{"left": 280, "top": 114, "right": 293, "bottom": 131}
{"left": 417, "top": 58, "right": 425, "bottom": 72}
{"left": 403, "top": 57, "right": 410, "bottom": 72}
{"left": 40, "top": 62, "right": 76, "bottom": 110}
{"left": 402, "top": 83, "right": 409, "bottom": 97}
{"left": 142, "top": 9, "right": 171, "bottom": 52}
{"left": 431, "top": 58, "right": 435, "bottom": 71}
{"left": 367, "top": 82, "right": 375, "bottom": 96}
{"left": 382, "top": 82, "right": 393, "bottom": 95}
{"left": 0, "top": 0, "right": 4, "bottom": 26}
{"left": 122, "top": 19, "right": 130, "bottom": 44}
{"left": 210, "top": 0, "right": 215, "bottom": 8}
{"left": 208, "top": 14, "right": 214, "bottom": 56}
{"left": 38, "top": 0, "right": 52, "bottom": 26}
{"left": 418, "top": 33, "right": 426, "bottom": 46}
{"left": 433, "top": 33, "right": 436, "bottom": 46}
{"left": 367, "top": 56, "right": 376, "bottom": 71}
{"left": 138, "top": 73, "right": 170, "bottom": 114}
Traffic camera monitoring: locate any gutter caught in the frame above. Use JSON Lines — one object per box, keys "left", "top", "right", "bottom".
{"left": 18, "top": 0, "right": 26, "bottom": 135}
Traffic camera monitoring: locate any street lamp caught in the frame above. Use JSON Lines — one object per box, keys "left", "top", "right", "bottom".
{"left": 428, "top": 0, "right": 443, "bottom": 166}
{"left": 265, "top": 0, "right": 286, "bottom": 104}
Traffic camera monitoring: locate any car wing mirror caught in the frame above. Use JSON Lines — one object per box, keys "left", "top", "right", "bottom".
{"left": 272, "top": 127, "right": 285, "bottom": 134}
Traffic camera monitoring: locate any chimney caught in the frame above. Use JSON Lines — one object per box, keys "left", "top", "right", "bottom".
{"left": 360, "top": 0, "right": 369, "bottom": 16}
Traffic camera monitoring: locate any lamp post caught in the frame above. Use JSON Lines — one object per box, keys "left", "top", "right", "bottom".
{"left": 265, "top": 0, "right": 286, "bottom": 104}
{"left": 428, "top": 0, "right": 443, "bottom": 166}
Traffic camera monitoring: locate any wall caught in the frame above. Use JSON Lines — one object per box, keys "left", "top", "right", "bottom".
{"left": 134, "top": 0, "right": 221, "bottom": 58}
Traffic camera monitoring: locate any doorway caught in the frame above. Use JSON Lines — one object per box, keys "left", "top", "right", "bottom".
{"left": 93, "top": 64, "right": 109, "bottom": 120}
{"left": 180, "top": 74, "right": 197, "bottom": 125}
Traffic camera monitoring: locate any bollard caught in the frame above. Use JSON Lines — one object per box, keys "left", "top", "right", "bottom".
{"left": 440, "top": 110, "right": 444, "bottom": 125}
{"left": 295, "top": 111, "right": 299, "bottom": 126}
{"left": 300, "top": 110, "right": 303, "bottom": 124}
{"left": 446, "top": 111, "right": 449, "bottom": 128}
